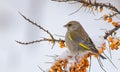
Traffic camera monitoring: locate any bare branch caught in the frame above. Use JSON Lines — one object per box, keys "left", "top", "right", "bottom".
{"left": 18, "top": 12, "right": 55, "bottom": 48}
{"left": 52, "top": 0, "right": 120, "bottom": 17}
{"left": 16, "top": 38, "right": 65, "bottom": 45}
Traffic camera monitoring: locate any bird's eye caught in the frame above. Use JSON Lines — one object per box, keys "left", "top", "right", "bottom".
{"left": 68, "top": 24, "right": 72, "bottom": 27}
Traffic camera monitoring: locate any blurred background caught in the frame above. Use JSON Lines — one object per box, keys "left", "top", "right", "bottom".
{"left": 0, "top": 0, "right": 120, "bottom": 72}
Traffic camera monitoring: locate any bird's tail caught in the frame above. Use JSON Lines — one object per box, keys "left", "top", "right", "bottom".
{"left": 91, "top": 47, "right": 106, "bottom": 59}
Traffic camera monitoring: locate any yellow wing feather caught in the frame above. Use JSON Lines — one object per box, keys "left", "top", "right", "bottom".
{"left": 69, "top": 32, "right": 73, "bottom": 41}
{"left": 69, "top": 32, "right": 90, "bottom": 50}
{"left": 79, "top": 43, "right": 90, "bottom": 50}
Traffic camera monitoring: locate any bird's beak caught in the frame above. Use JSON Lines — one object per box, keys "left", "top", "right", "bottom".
{"left": 64, "top": 24, "right": 67, "bottom": 27}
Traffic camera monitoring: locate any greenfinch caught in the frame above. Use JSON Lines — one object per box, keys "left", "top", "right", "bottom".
{"left": 64, "top": 21, "right": 106, "bottom": 59}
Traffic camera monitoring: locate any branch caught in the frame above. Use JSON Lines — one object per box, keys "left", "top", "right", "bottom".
{"left": 52, "top": 0, "right": 120, "bottom": 17}
{"left": 16, "top": 38, "right": 65, "bottom": 45}
{"left": 104, "top": 25, "right": 120, "bottom": 39}
{"left": 18, "top": 12, "right": 55, "bottom": 48}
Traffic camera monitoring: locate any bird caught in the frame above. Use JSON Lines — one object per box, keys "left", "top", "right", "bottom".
{"left": 64, "top": 21, "right": 106, "bottom": 59}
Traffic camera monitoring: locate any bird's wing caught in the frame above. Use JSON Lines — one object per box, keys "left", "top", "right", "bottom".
{"left": 69, "top": 31, "right": 97, "bottom": 51}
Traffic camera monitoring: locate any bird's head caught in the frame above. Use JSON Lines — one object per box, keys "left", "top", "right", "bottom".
{"left": 64, "top": 21, "right": 81, "bottom": 31}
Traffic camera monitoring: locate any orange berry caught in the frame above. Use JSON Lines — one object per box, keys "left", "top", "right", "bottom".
{"left": 58, "top": 40, "right": 65, "bottom": 48}
{"left": 87, "top": 4, "right": 92, "bottom": 8}
{"left": 108, "top": 36, "right": 113, "bottom": 42}
{"left": 108, "top": 17, "right": 112, "bottom": 23}
{"left": 100, "top": 6, "right": 103, "bottom": 13}
{"left": 113, "top": 39, "right": 119, "bottom": 44}
{"left": 94, "top": 7, "right": 98, "bottom": 11}
{"left": 103, "top": 14, "right": 108, "bottom": 21}
{"left": 112, "top": 22, "right": 119, "bottom": 27}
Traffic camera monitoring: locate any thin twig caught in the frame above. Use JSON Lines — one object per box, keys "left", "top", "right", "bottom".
{"left": 69, "top": 4, "right": 83, "bottom": 15}
{"left": 89, "top": 56, "right": 92, "bottom": 72}
{"left": 18, "top": 12, "right": 56, "bottom": 48}
{"left": 97, "top": 57, "right": 106, "bottom": 72}
{"left": 46, "top": 55, "right": 59, "bottom": 58}
{"left": 16, "top": 38, "right": 65, "bottom": 45}
{"left": 37, "top": 65, "right": 45, "bottom": 72}
{"left": 107, "top": 40, "right": 112, "bottom": 59}
{"left": 103, "top": 52, "right": 118, "bottom": 69}
{"left": 54, "top": 34, "right": 65, "bottom": 37}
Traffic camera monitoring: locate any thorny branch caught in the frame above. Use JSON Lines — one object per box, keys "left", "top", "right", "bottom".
{"left": 104, "top": 25, "right": 120, "bottom": 39}
{"left": 16, "top": 38, "right": 65, "bottom": 45}
{"left": 17, "top": 12, "right": 57, "bottom": 48}
{"left": 52, "top": 0, "right": 120, "bottom": 17}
